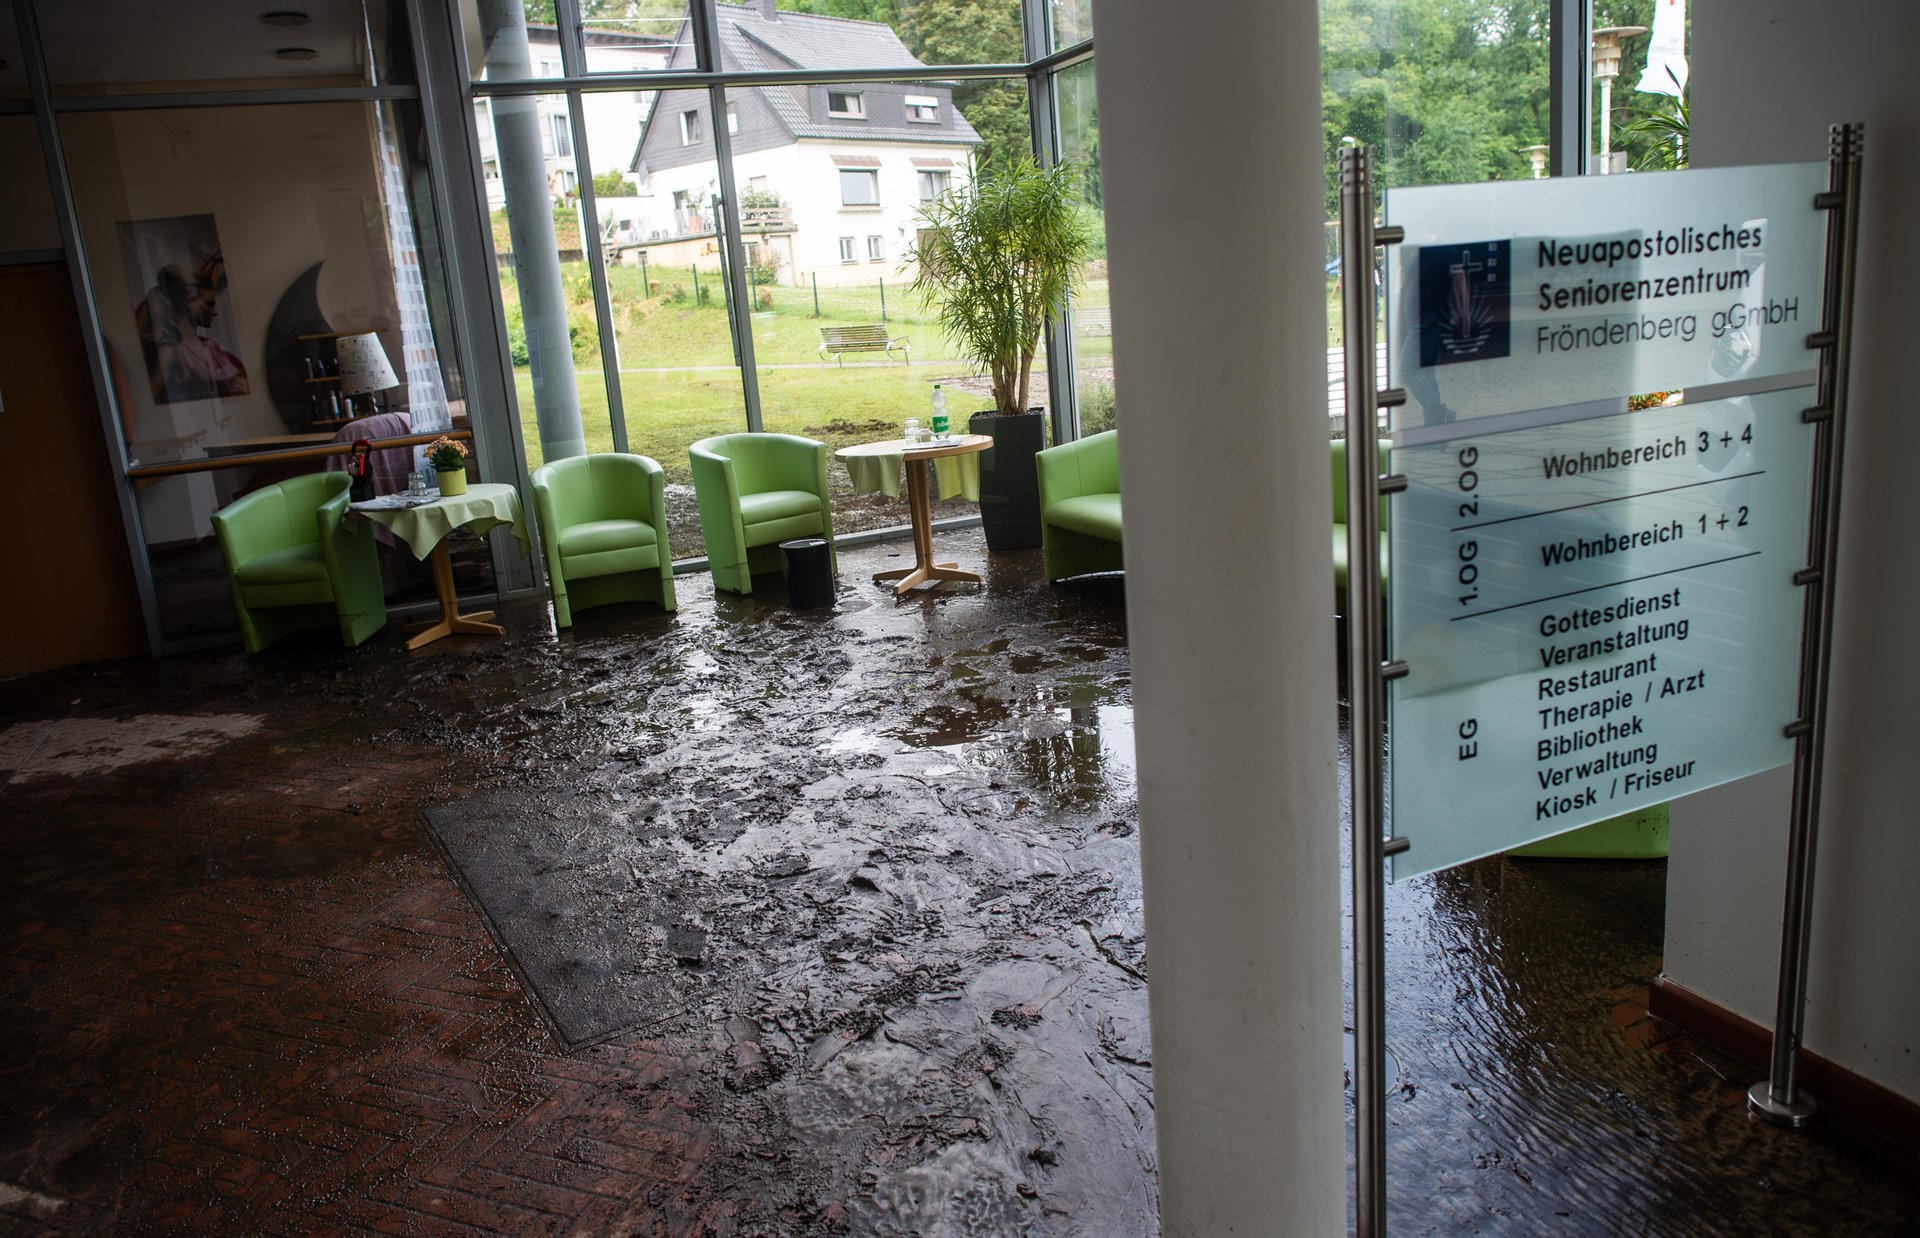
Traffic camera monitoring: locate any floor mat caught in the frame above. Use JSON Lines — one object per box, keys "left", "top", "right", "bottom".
{"left": 427, "top": 786, "right": 699, "bottom": 1045}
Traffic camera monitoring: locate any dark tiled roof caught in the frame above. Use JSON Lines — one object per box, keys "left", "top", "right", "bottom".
{"left": 713, "top": 3, "right": 981, "bottom": 145}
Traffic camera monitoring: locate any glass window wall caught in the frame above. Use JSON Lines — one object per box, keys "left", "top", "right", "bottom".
{"left": 1591, "top": 1, "right": 1678, "bottom": 174}
{"left": 1054, "top": 57, "right": 1108, "bottom": 436}
{"left": 715, "top": 1, "right": 1023, "bottom": 72}
{"left": 1050, "top": 0, "right": 1094, "bottom": 49}
{"left": 1320, "top": 0, "right": 1556, "bottom": 431}
{"left": 728, "top": 77, "right": 1030, "bottom": 538}
{"left": 472, "top": 0, "right": 1082, "bottom": 557}
{"left": 599, "top": 86, "right": 749, "bottom": 559}
{"left": 478, "top": 93, "right": 619, "bottom": 467}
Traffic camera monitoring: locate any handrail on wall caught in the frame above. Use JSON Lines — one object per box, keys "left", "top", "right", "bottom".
{"left": 124, "top": 429, "right": 475, "bottom": 481}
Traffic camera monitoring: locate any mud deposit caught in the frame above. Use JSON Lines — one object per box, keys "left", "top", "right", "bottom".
{"left": 419, "top": 557, "right": 1151, "bottom": 1233}
{"left": 3, "top": 528, "right": 1917, "bottom": 1235}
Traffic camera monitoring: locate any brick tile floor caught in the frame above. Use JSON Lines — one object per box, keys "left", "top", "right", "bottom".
{"left": 0, "top": 638, "right": 735, "bottom": 1235}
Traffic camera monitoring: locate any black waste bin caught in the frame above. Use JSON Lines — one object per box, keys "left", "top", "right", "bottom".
{"left": 781, "top": 537, "right": 835, "bottom": 608}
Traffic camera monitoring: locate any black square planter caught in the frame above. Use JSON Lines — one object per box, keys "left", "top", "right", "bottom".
{"left": 968, "top": 409, "right": 1046, "bottom": 551}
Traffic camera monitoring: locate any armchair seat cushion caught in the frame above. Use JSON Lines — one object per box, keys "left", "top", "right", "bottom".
{"left": 739, "top": 489, "right": 822, "bottom": 525}
{"left": 233, "top": 543, "right": 335, "bottom": 607}
{"left": 238, "top": 578, "right": 336, "bottom": 610}
{"left": 557, "top": 517, "right": 658, "bottom": 558}
{"left": 233, "top": 543, "right": 329, "bottom": 586}
{"left": 1044, "top": 493, "right": 1123, "bottom": 541}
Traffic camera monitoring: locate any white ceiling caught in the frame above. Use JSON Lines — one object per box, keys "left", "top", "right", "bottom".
{"left": 33, "top": 0, "right": 396, "bottom": 88}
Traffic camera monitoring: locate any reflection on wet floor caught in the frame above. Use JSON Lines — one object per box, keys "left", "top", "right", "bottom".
{"left": 0, "top": 527, "right": 1914, "bottom": 1233}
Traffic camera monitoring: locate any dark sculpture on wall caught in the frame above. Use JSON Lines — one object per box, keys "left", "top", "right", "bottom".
{"left": 263, "top": 262, "right": 336, "bottom": 432}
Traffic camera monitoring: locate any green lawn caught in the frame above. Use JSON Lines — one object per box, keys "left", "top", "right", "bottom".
{"left": 514, "top": 361, "right": 1041, "bottom": 481}
{"left": 502, "top": 261, "right": 1105, "bottom": 474}
{"left": 502, "top": 259, "right": 1110, "bottom": 369}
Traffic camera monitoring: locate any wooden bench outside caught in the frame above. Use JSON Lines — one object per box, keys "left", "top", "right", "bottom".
{"left": 1075, "top": 305, "right": 1112, "bottom": 337}
{"left": 819, "top": 324, "right": 911, "bottom": 364}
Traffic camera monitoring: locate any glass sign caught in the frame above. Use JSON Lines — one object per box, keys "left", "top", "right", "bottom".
{"left": 1379, "top": 164, "right": 1827, "bottom": 879}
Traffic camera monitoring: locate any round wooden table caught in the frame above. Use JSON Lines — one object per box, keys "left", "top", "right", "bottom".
{"left": 837, "top": 433, "right": 993, "bottom": 595}
{"left": 349, "top": 483, "right": 528, "bottom": 650}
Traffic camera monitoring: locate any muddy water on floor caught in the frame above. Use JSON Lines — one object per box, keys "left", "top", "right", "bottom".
{"left": 394, "top": 548, "right": 1155, "bottom": 1234}
{"left": 3, "top": 529, "right": 1915, "bottom": 1234}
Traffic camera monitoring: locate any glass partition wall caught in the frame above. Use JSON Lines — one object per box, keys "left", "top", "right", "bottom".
{"left": 18, "top": 1, "right": 480, "bottom": 646}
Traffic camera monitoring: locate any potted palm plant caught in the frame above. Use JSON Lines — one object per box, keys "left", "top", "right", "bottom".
{"left": 911, "top": 156, "right": 1095, "bottom": 550}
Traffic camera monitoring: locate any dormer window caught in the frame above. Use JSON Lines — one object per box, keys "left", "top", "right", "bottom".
{"left": 680, "top": 109, "right": 702, "bottom": 145}
{"left": 905, "top": 95, "right": 939, "bottom": 123}
{"left": 827, "top": 91, "right": 865, "bottom": 118}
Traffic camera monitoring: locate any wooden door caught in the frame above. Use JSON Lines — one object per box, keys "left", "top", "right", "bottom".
{"left": 0, "top": 262, "right": 147, "bottom": 675}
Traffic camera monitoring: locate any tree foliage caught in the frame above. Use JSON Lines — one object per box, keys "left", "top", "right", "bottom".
{"left": 520, "top": 0, "right": 686, "bottom": 28}
{"left": 1321, "top": 0, "right": 1676, "bottom": 213}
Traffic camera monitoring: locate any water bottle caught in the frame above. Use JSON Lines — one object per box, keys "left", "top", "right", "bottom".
{"left": 930, "top": 384, "right": 949, "bottom": 440}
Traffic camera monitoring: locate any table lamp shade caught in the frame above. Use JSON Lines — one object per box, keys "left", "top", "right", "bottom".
{"left": 336, "top": 332, "right": 399, "bottom": 396}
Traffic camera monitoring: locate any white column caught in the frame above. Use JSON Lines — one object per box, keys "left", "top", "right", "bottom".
{"left": 1093, "top": 1, "right": 1344, "bottom": 1232}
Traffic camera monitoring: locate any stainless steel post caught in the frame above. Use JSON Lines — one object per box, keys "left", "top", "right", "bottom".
{"left": 1339, "top": 144, "right": 1389, "bottom": 1237}
{"left": 1749, "top": 122, "right": 1864, "bottom": 1128}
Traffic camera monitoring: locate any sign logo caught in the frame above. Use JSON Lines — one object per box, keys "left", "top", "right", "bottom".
{"left": 1419, "top": 240, "right": 1511, "bottom": 367}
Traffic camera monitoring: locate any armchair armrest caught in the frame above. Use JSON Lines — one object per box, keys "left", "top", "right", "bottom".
{"left": 530, "top": 468, "right": 569, "bottom": 588}
{"left": 315, "top": 476, "right": 373, "bottom": 579}
{"left": 689, "top": 441, "right": 746, "bottom": 549}
{"left": 608, "top": 453, "right": 667, "bottom": 526}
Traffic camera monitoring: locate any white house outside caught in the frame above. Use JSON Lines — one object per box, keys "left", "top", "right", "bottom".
{"left": 627, "top": 2, "right": 978, "bottom": 288}
{"left": 475, "top": 24, "right": 669, "bottom": 210}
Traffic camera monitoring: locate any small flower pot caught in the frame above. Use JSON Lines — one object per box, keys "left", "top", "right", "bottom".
{"left": 435, "top": 467, "right": 468, "bottom": 496}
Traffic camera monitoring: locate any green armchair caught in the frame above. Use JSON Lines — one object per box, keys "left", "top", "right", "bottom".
{"left": 689, "top": 433, "right": 835, "bottom": 595}
{"left": 213, "top": 471, "right": 387, "bottom": 654}
{"left": 531, "top": 453, "right": 677, "bottom": 627}
{"left": 1037, "top": 429, "right": 1124, "bottom": 582}
{"left": 1331, "top": 437, "right": 1392, "bottom": 609}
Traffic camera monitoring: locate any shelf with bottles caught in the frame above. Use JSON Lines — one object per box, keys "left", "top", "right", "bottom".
{"left": 294, "top": 331, "right": 383, "bottom": 427}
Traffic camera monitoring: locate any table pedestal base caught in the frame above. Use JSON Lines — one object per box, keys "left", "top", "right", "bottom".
{"left": 871, "top": 456, "right": 987, "bottom": 596}
{"left": 873, "top": 561, "right": 982, "bottom": 594}
{"left": 406, "top": 541, "right": 504, "bottom": 650}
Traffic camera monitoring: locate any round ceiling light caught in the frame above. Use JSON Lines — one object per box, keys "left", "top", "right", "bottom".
{"left": 261, "top": 11, "right": 311, "bottom": 26}
{"left": 274, "top": 47, "right": 320, "bottom": 61}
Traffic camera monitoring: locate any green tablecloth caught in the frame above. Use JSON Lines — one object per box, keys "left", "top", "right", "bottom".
{"left": 350, "top": 482, "right": 529, "bottom": 561}
{"left": 835, "top": 440, "right": 981, "bottom": 502}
